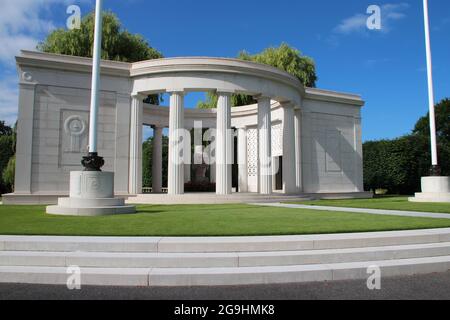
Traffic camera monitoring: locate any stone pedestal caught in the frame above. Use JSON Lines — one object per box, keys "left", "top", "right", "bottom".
{"left": 46, "top": 171, "right": 136, "bottom": 216}
{"left": 409, "top": 176, "right": 450, "bottom": 203}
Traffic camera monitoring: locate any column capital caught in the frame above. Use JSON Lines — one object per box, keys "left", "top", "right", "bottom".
{"left": 166, "top": 89, "right": 185, "bottom": 95}
{"left": 19, "top": 81, "right": 37, "bottom": 89}
{"left": 151, "top": 124, "right": 165, "bottom": 131}
{"left": 215, "top": 89, "right": 234, "bottom": 96}
{"left": 131, "top": 93, "right": 146, "bottom": 100}
{"left": 279, "top": 100, "right": 294, "bottom": 109}
{"left": 254, "top": 94, "right": 271, "bottom": 101}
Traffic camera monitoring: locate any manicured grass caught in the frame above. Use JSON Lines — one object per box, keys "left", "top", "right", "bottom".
{"left": 289, "top": 196, "right": 450, "bottom": 214}
{"left": 1, "top": 204, "right": 450, "bottom": 236}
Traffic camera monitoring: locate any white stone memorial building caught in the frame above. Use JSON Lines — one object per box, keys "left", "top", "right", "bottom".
{"left": 4, "top": 50, "right": 369, "bottom": 204}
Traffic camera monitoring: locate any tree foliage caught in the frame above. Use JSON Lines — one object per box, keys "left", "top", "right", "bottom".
{"left": 38, "top": 11, "right": 162, "bottom": 62}
{"left": 2, "top": 156, "right": 15, "bottom": 191}
{"left": 197, "top": 43, "right": 317, "bottom": 109}
{"left": 363, "top": 99, "right": 450, "bottom": 194}
{"left": 413, "top": 98, "right": 450, "bottom": 145}
{"left": 0, "top": 122, "right": 14, "bottom": 194}
{"left": 0, "top": 121, "right": 13, "bottom": 136}
{"left": 142, "top": 136, "right": 169, "bottom": 188}
{"left": 238, "top": 43, "right": 317, "bottom": 87}
{"left": 38, "top": 11, "right": 163, "bottom": 105}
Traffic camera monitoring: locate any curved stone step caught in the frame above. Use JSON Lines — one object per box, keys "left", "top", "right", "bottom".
{"left": 1, "top": 256, "right": 449, "bottom": 287}
{"left": 2, "top": 228, "right": 450, "bottom": 253}
{"left": 2, "top": 242, "right": 450, "bottom": 268}
{"left": 148, "top": 256, "right": 450, "bottom": 286}
{"left": 126, "top": 193, "right": 312, "bottom": 205}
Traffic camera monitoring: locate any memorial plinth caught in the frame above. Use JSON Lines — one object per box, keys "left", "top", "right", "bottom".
{"left": 46, "top": 171, "right": 136, "bottom": 216}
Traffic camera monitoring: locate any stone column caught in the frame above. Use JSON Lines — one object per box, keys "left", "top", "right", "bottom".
{"left": 129, "top": 95, "right": 143, "bottom": 195}
{"left": 168, "top": 91, "right": 185, "bottom": 195}
{"left": 216, "top": 92, "right": 232, "bottom": 195}
{"left": 152, "top": 126, "right": 163, "bottom": 193}
{"left": 257, "top": 96, "right": 272, "bottom": 195}
{"left": 114, "top": 94, "right": 132, "bottom": 194}
{"left": 282, "top": 103, "right": 297, "bottom": 194}
{"left": 294, "top": 108, "right": 303, "bottom": 192}
{"left": 237, "top": 127, "right": 248, "bottom": 193}
{"left": 14, "top": 81, "right": 37, "bottom": 194}
{"left": 205, "top": 127, "right": 216, "bottom": 183}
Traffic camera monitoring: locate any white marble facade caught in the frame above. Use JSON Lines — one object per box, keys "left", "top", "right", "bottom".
{"left": 5, "top": 50, "right": 367, "bottom": 204}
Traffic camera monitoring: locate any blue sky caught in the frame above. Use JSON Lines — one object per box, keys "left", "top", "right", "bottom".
{"left": 0, "top": 0, "right": 449, "bottom": 142}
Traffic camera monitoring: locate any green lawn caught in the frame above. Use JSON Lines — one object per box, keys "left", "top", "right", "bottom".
{"left": 1, "top": 204, "right": 450, "bottom": 236}
{"left": 289, "top": 196, "right": 450, "bottom": 214}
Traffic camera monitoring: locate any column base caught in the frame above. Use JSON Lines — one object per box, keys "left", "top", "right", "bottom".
{"left": 409, "top": 176, "right": 450, "bottom": 203}
{"left": 46, "top": 171, "right": 136, "bottom": 216}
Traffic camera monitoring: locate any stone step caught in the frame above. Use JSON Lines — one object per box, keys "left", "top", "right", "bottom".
{"left": 1, "top": 256, "right": 449, "bottom": 287}
{"left": 2, "top": 228, "right": 450, "bottom": 253}
{"left": 57, "top": 197, "right": 126, "bottom": 208}
{"left": 126, "top": 193, "right": 312, "bottom": 205}
{"left": 1, "top": 242, "right": 450, "bottom": 268}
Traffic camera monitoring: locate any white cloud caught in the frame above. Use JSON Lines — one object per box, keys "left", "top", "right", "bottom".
{"left": 334, "top": 14, "right": 368, "bottom": 35}
{"left": 0, "top": 76, "right": 19, "bottom": 125}
{"left": 334, "top": 3, "right": 409, "bottom": 35}
{"left": 0, "top": 0, "right": 84, "bottom": 64}
{"left": 0, "top": 0, "right": 85, "bottom": 123}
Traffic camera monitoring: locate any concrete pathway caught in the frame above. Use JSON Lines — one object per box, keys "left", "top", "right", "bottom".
{"left": 1, "top": 271, "right": 449, "bottom": 300}
{"left": 250, "top": 203, "right": 450, "bottom": 220}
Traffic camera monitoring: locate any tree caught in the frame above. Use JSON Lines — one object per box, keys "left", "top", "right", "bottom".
{"left": 38, "top": 11, "right": 163, "bottom": 104}
{"left": 2, "top": 156, "right": 15, "bottom": 191}
{"left": 238, "top": 43, "right": 317, "bottom": 87}
{"left": 413, "top": 98, "right": 450, "bottom": 144}
{"left": 363, "top": 98, "right": 450, "bottom": 194}
{"left": 412, "top": 98, "right": 450, "bottom": 177}
{"left": 363, "top": 136, "right": 427, "bottom": 195}
{"left": 0, "top": 121, "right": 13, "bottom": 136}
{"left": 38, "top": 11, "right": 162, "bottom": 62}
{"left": 0, "top": 135, "right": 14, "bottom": 194}
{"left": 197, "top": 43, "right": 317, "bottom": 109}
{"left": 142, "top": 136, "right": 169, "bottom": 189}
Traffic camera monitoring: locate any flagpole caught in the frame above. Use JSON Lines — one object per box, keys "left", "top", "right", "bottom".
{"left": 423, "top": 0, "right": 440, "bottom": 176}
{"left": 82, "top": 0, "right": 105, "bottom": 171}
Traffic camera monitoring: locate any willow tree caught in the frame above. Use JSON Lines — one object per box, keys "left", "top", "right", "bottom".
{"left": 38, "top": 11, "right": 163, "bottom": 103}
{"left": 197, "top": 43, "right": 317, "bottom": 109}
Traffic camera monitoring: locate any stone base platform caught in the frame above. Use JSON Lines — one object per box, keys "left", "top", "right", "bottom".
{"left": 2, "top": 191, "right": 373, "bottom": 205}
{"left": 409, "top": 176, "right": 450, "bottom": 203}
{"left": 46, "top": 197, "right": 136, "bottom": 216}
{"left": 126, "top": 193, "right": 312, "bottom": 205}
{"left": 46, "top": 171, "right": 136, "bottom": 216}
{"left": 409, "top": 193, "right": 450, "bottom": 203}
{"left": 126, "top": 192, "right": 373, "bottom": 205}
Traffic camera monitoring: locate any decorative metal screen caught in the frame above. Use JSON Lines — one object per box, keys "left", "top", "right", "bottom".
{"left": 247, "top": 128, "right": 258, "bottom": 177}
{"left": 271, "top": 122, "right": 283, "bottom": 157}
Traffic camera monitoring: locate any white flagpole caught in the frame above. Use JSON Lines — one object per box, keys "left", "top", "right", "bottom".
{"left": 88, "top": 0, "right": 103, "bottom": 154}
{"left": 423, "top": 0, "right": 439, "bottom": 172}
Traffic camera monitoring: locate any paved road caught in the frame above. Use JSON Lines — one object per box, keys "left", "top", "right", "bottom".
{"left": 1, "top": 271, "right": 450, "bottom": 300}
{"left": 253, "top": 202, "right": 450, "bottom": 219}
